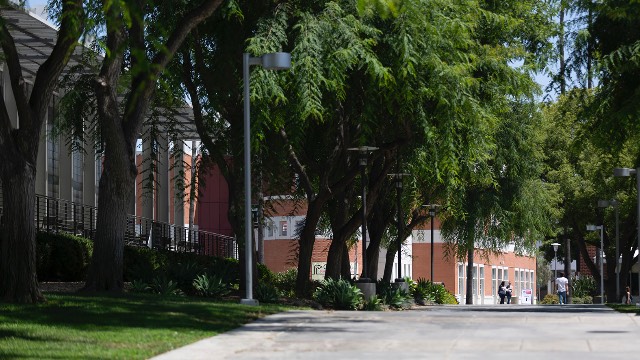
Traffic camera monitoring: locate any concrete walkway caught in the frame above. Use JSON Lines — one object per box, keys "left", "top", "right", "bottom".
{"left": 151, "top": 304, "right": 640, "bottom": 359}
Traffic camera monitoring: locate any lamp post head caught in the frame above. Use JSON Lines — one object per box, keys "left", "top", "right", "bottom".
{"left": 598, "top": 199, "right": 619, "bottom": 208}
{"left": 388, "top": 173, "right": 411, "bottom": 188}
{"left": 613, "top": 167, "right": 636, "bottom": 177}
{"left": 551, "top": 242, "right": 560, "bottom": 252}
{"left": 422, "top": 203, "right": 441, "bottom": 217}
{"left": 348, "top": 146, "right": 378, "bottom": 167}
{"left": 260, "top": 52, "right": 291, "bottom": 70}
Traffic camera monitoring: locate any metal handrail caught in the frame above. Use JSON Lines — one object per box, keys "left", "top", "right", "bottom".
{"left": 0, "top": 192, "right": 237, "bottom": 259}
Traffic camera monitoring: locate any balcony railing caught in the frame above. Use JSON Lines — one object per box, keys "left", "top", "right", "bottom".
{"left": 0, "top": 193, "right": 237, "bottom": 259}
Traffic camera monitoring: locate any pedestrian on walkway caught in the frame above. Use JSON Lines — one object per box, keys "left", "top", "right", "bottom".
{"left": 624, "top": 286, "right": 633, "bottom": 304}
{"left": 555, "top": 272, "right": 569, "bottom": 304}
{"left": 506, "top": 281, "right": 513, "bottom": 304}
{"left": 498, "top": 281, "right": 507, "bottom": 304}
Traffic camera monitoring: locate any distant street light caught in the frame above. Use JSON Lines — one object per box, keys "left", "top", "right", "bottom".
{"left": 242, "top": 52, "right": 291, "bottom": 306}
{"left": 613, "top": 167, "right": 640, "bottom": 299}
{"left": 598, "top": 199, "right": 619, "bottom": 300}
{"left": 388, "top": 173, "right": 410, "bottom": 283}
{"left": 551, "top": 242, "right": 560, "bottom": 281}
{"left": 422, "top": 203, "right": 441, "bottom": 283}
{"left": 347, "top": 146, "right": 378, "bottom": 282}
{"left": 586, "top": 224, "right": 605, "bottom": 303}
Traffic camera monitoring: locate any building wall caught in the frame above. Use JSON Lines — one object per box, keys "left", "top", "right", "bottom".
{"left": 196, "top": 159, "right": 233, "bottom": 236}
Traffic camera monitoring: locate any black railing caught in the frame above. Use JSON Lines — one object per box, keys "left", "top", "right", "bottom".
{"left": 0, "top": 192, "right": 237, "bottom": 259}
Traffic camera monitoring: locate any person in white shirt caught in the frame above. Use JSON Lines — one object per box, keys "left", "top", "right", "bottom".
{"left": 555, "top": 272, "right": 569, "bottom": 304}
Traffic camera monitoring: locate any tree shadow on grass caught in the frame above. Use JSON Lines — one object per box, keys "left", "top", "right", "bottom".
{"left": 0, "top": 292, "right": 274, "bottom": 334}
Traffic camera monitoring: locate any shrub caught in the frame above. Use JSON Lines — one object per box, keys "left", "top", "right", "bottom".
{"left": 411, "top": 278, "right": 458, "bottom": 305}
{"left": 274, "top": 268, "right": 297, "bottom": 298}
{"left": 572, "top": 296, "right": 593, "bottom": 304}
{"left": 377, "top": 280, "right": 413, "bottom": 309}
{"left": 129, "top": 279, "right": 150, "bottom": 293}
{"left": 149, "top": 276, "right": 183, "bottom": 296}
{"left": 541, "top": 294, "right": 559, "bottom": 304}
{"left": 123, "top": 246, "right": 168, "bottom": 282}
{"left": 167, "top": 260, "right": 202, "bottom": 294}
{"left": 255, "top": 282, "right": 280, "bottom": 303}
{"left": 313, "top": 278, "right": 363, "bottom": 310}
{"left": 362, "top": 295, "right": 383, "bottom": 311}
{"left": 192, "top": 274, "right": 230, "bottom": 299}
{"left": 36, "top": 232, "right": 92, "bottom": 281}
{"left": 571, "top": 275, "right": 596, "bottom": 298}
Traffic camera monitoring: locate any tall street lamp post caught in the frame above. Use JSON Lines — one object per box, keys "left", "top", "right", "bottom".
{"left": 424, "top": 204, "right": 441, "bottom": 283}
{"left": 551, "top": 242, "right": 560, "bottom": 281}
{"left": 347, "top": 146, "right": 378, "bottom": 282}
{"left": 614, "top": 167, "right": 640, "bottom": 298}
{"left": 242, "top": 52, "right": 291, "bottom": 306}
{"left": 586, "top": 224, "right": 605, "bottom": 304}
{"left": 598, "top": 199, "right": 619, "bottom": 300}
{"left": 388, "top": 173, "right": 410, "bottom": 284}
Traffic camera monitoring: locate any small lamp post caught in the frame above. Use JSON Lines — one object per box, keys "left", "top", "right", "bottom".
{"left": 388, "top": 173, "right": 410, "bottom": 283}
{"left": 614, "top": 167, "right": 640, "bottom": 298}
{"left": 242, "top": 52, "right": 291, "bottom": 306}
{"left": 551, "top": 242, "right": 560, "bottom": 281}
{"left": 586, "top": 224, "right": 605, "bottom": 303}
{"left": 423, "top": 203, "right": 441, "bottom": 283}
{"left": 347, "top": 146, "right": 378, "bottom": 282}
{"left": 598, "top": 199, "right": 619, "bottom": 300}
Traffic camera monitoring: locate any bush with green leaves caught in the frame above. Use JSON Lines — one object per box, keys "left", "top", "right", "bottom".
{"left": 129, "top": 279, "right": 151, "bottom": 293}
{"left": 36, "top": 232, "right": 93, "bottom": 281}
{"left": 571, "top": 275, "right": 596, "bottom": 298}
{"left": 149, "top": 276, "right": 183, "bottom": 296}
{"left": 571, "top": 296, "right": 593, "bottom": 304}
{"left": 255, "top": 282, "right": 280, "bottom": 303}
{"left": 362, "top": 295, "right": 383, "bottom": 311}
{"left": 192, "top": 274, "right": 230, "bottom": 299}
{"left": 313, "top": 278, "right": 363, "bottom": 310}
{"left": 411, "top": 278, "right": 458, "bottom": 305}
{"left": 274, "top": 268, "right": 297, "bottom": 298}
{"left": 540, "top": 293, "right": 559, "bottom": 304}
{"left": 377, "top": 280, "right": 413, "bottom": 309}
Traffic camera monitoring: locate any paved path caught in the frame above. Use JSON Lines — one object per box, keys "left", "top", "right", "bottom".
{"left": 151, "top": 305, "right": 640, "bottom": 359}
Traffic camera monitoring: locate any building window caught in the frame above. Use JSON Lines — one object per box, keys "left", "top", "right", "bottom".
{"left": 515, "top": 269, "right": 520, "bottom": 295}
{"left": 520, "top": 269, "right": 525, "bottom": 294}
{"left": 458, "top": 264, "right": 464, "bottom": 296}
{"left": 267, "top": 221, "right": 274, "bottom": 237}
{"left": 491, "top": 267, "right": 497, "bottom": 296}
{"left": 280, "top": 221, "right": 288, "bottom": 236}
{"left": 479, "top": 266, "right": 484, "bottom": 296}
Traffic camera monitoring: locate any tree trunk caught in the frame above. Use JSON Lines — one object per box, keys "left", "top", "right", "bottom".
{"left": 295, "top": 198, "right": 324, "bottom": 297}
{"left": 325, "top": 235, "right": 345, "bottom": 280}
{"left": 83, "top": 143, "right": 134, "bottom": 292}
{"left": 340, "top": 242, "right": 352, "bottom": 279}
{"left": 0, "top": 168, "right": 44, "bottom": 303}
{"left": 466, "top": 247, "right": 474, "bottom": 305}
{"left": 382, "top": 244, "right": 396, "bottom": 283}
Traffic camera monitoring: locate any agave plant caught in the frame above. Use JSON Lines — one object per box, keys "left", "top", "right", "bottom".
{"left": 192, "top": 274, "right": 230, "bottom": 299}
{"left": 313, "top": 278, "right": 363, "bottom": 310}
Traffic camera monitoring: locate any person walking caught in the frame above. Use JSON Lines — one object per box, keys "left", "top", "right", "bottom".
{"left": 624, "top": 286, "right": 633, "bottom": 304}
{"left": 555, "top": 272, "right": 569, "bottom": 305}
{"left": 506, "top": 281, "right": 513, "bottom": 304}
{"left": 498, "top": 281, "right": 507, "bottom": 304}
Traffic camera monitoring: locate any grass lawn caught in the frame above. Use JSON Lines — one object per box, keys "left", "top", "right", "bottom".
{"left": 607, "top": 303, "right": 640, "bottom": 314}
{"left": 0, "top": 291, "right": 297, "bottom": 359}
